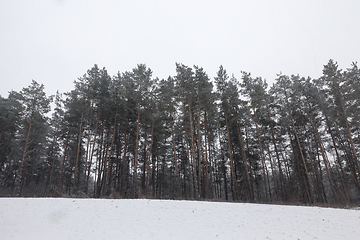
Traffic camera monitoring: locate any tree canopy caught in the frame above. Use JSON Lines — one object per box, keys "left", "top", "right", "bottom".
{"left": 1, "top": 60, "right": 359, "bottom": 206}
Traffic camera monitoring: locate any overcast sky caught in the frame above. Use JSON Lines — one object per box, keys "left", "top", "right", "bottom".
{"left": 1, "top": 0, "right": 359, "bottom": 97}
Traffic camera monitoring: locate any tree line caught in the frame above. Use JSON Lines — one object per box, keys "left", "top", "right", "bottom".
{"left": 0, "top": 59, "right": 359, "bottom": 205}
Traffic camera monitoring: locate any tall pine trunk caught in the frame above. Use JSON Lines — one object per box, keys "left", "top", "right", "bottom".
{"left": 253, "top": 108, "right": 270, "bottom": 202}
{"left": 223, "top": 106, "right": 237, "bottom": 200}
{"left": 187, "top": 96, "right": 199, "bottom": 199}
{"left": 17, "top": 113, "right": 33, "bottom": 194}
{"left": 236, "top": 120, "right": 253, "bottom": 201}
{"left": 105, "top": 111, "right": 118, "bottom": 194}
{"left": 44, "top": 126, "right": 59, "bottom": 195}
{"left": 121, "top": 121, "right": 128, "bottom": 197}
{"left": 84, "top": 102, "right": 94, "bottom": 191}
{"left": 133, "top": 93, "right": 142, "bottom": 197}
{"left": 183, "top": 103, "right": 193, "bottom": 199}
{"left": 203, "top": 110, "right": 210, "bottom": 199}
{"left": 337, "top": 84, "right": 359, "bottom": 165}
{"left": 85, "top": 112, "right": 99, "bottom": 194}
{"left": 324, "top": 114, "right": 350, "bottom": 199}
{"left": 306, "top": 100, "right": 340, "bottom": 203}
{"left": 284, "top": 92, "right": 313, "bottom": 202}
{"left": 145, "top": 108, "right": 155, "bottom": 196}
{"left": 74, "top": 110, "right": 84, "bottom": 187}
{"left": 267, "top": 107, "right": 285, "bottom": 201}
{"left": 59, "top": 129, "right": 70, "bottom": 190}
{"left": 171, "top": 114, "right": 180, "bottom": 194}
{"left": 197, "top": 97, "right": 202, "bottom": 196}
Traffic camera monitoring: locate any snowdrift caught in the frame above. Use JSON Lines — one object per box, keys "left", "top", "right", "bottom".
{"left": 1, "top": 198, "right": 359, "bottom": 240}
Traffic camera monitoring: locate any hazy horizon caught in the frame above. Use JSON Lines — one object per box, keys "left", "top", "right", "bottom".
{"left": 1, "top": 0, "right": 359, "bottom": 97}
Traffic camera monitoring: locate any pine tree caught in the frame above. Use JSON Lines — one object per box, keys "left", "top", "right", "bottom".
{"left": 0, "top": 95, "right": 22, "bottom": 191}
{"left": 11, "top": 80, "right": 52, "bottom": 195}
{"left": 175, "top": 63, "right": 199, "bottom": 199}
{"left": 44, "top": 91, "right": 64, "bottom": 195}
{"left": 241, "top": 72, "right": 272, "bottom": 202}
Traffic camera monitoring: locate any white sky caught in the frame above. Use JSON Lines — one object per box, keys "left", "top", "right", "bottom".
{"left": 1, "top": 0, "right": 359, "bottom": 97}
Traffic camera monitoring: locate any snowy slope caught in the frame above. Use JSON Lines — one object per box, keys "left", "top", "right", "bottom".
{"left": 0, "top": 198, "right": 359, "bottom": 240}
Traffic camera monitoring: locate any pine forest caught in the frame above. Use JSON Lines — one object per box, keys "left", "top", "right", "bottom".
{"left": 1, "top": 59, "right": 360, "bottom": 206}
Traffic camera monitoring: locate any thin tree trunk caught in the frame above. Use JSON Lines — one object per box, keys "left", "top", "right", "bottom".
{"left": 141, "top": 130, "right": 147, "bottom": 195}
{"left": 207, "top": 123, "right": 215, "bottom": 199}
{"left": 156, "top": 155, "right": 160, "bottom": 197}
{"left": 280, "top": 142, "right": 291, "bottom": 184}
{"left": 236, "top": 120, "right": 253, "bottom": 201}
{"left": 337, "top": 130, "right": 360, "bottom": 190}
{"left": 288, "top": 130, "right": 307, "bottom": 202}
{"left": 161, "top": 155, "right": 166, "bottom": 198}
{"left": 197, "top": 97, "right": 202, "bottom": 196}
{"left": 303, "top": 114, "right": 324, "bottom": 202}
{"left": 337, "top": 83, "right": 359, "bottom": 164}
{"left": 85, "top": 113, "right": 99, "bottom": 193}
{"left": 171, "top": 114, "right": 180, "bottom": 194}
{"left": 306, "top": 100, "right": 338, "bottom": 202}
{"left": 183, "top": 103, "right": 193, "bottom": 199}
{"left": 121, "top": 121, "right": 128, "bottom": 196}
{"left": 315, "top": 144, "right": 327, "bottom": 202}
{"left": 223, "top": 106, "right": 237, "bottom": 200}
{"left": 101, "top": 129, "right": 112, "bottom": 196}
{"left": 253, "top": 108, "right": 270, "bottom": 202}
{"left": 0, "top": 122, "right": 5, "bottom": 142}
{"left": 86, "top": 113, "right": 99, "bottom": 193}
{"left": 4, "top": 134, "right": 13, "bottom": 189}
{"left": 267, "top": 107, "right": 285, "bottom": 201}
{"left": 84, "top": 102, "right": 94, "bottom": 190}
{"left": 219, "top": 130, "right": 228, "bottom": 201}
{"left": 44, "top": 126, "right": 59, "bottom": 195}
{"left": 324, "top": 114, "right": 350, "bottom": 200}
{"left": 204, "top": 110, "right": 210, "bottom": 199}
{"left": 95, "top": 120, "right": 105, "bottom": 197}
{"left": 303, "top": 121, "right": 323, "bottom": 202}
{"left": 262, "top": 126, "right": 277, "bottom": 201}
{"left": 114, "top": 126, "right": 122, "bottom": 191}
{"left": 59, "top": 129, "right": 70, "bottom": 190}
{"left": 105, "top": 111, "right": 118, "bottom": 193}
{"left": 17, "top": 113, "right": 33, "bottom": 194}
{"left": 151, "top": 140, "right": 157, "bottom": 198}
{"left": 74, "top": 111, "right": 84, "bottom": 187}
{"left": 187, "top": 96, "right": 199, "bottom": 199}
{"left": 284, "top": 92, "right": 314, "bottom": 202}
{"left": 245, "top": 127, "right": 256, "bottom": 198}
{"left": 146, "top": 107, "right": 155, "bottom": 196}
{"left": 133, "top": 93, "right": 141, "bottom": 197}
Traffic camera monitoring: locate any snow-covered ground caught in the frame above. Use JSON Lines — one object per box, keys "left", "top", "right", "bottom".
{"left": 0, "top": 198, "right": 359, "bottom": 240}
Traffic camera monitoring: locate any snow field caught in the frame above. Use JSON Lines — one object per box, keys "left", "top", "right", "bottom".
{"left": 0, "top": 198, "right": 359, "bottom": 240}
